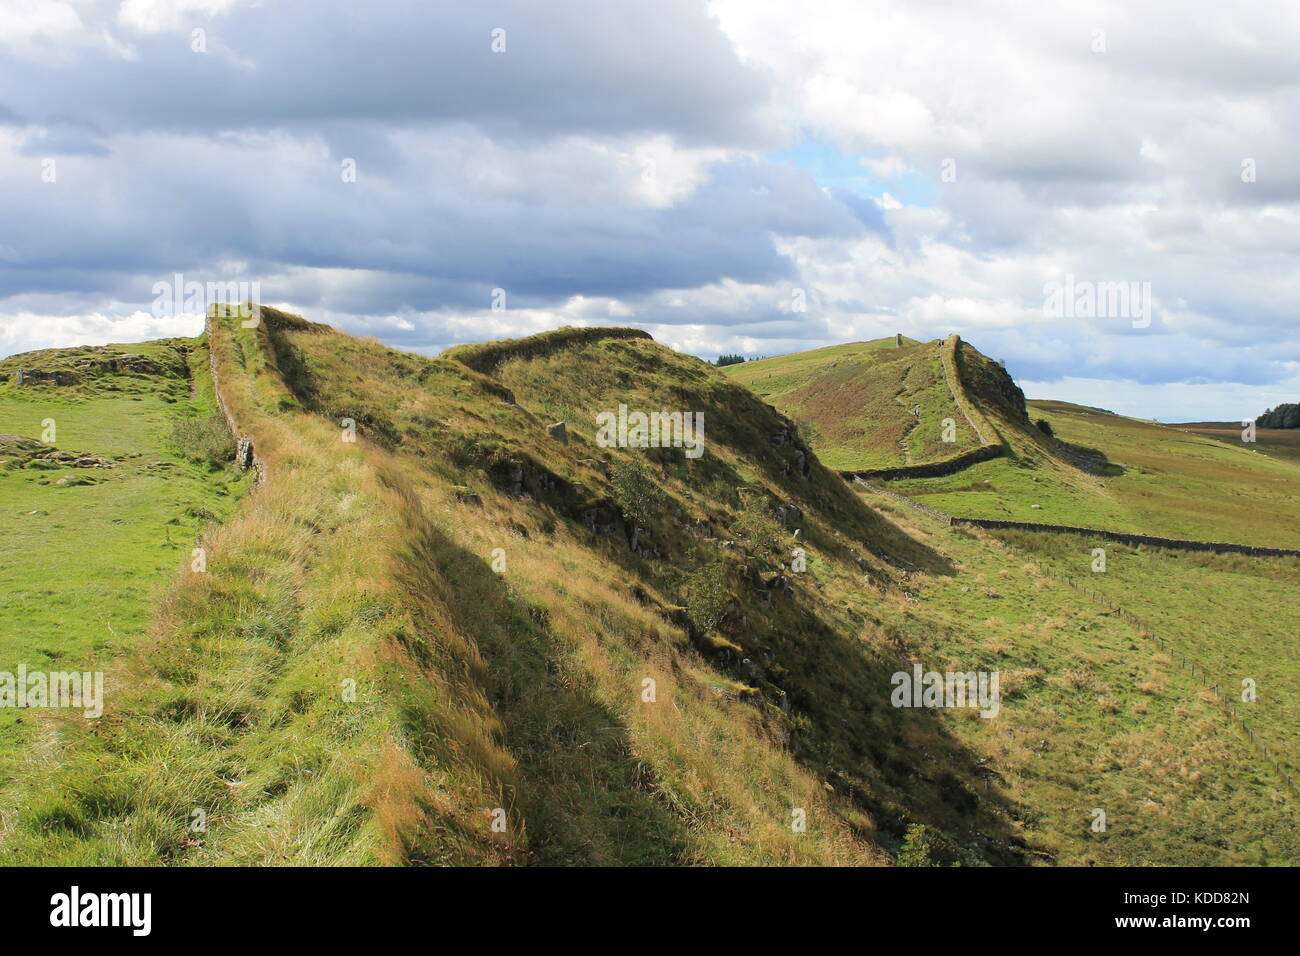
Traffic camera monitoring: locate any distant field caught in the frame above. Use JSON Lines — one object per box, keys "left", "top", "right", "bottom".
{"left": 985, "top": 528, "right": 1300, "bottom": 785}
{"left": 1171, "top": 421, "right": 1300, "bottom": 466}
{"left": 0, "top": 341, "right": 247, "bottom": 783}
{"left": 855, "top": 486, "right": 1298, "bottom": 865}
{"left": 892, "top": 400, "right": 1300, "bottom": 550}
{"left": 724, "top": 337, "right": 982, "bottom": 471}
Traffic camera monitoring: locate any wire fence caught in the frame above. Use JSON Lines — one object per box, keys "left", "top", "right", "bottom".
{"left": 1056, "top": 576, "right": 1297, "bottom": 799}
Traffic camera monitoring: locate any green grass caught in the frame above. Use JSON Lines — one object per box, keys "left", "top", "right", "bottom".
{"left": 3, "top": 313, "right": 1293, "bottom": 867}
{"left": 852, "top": 488, "right": 1298, "bottom": 865}
{"left": 1171, "top": 421, "right": 1300, "bottom": 467}
{"left": 984, "top": 528, "right": 1300, "bottom": 783}
{"left": 724, "top": 337, "right": 983, "bottom": 470}
{"left": 0, "top": 339, "right": 248, "bottom": 787}
{"left": 891, "top": 400, "right": 1300, "bottom": 548}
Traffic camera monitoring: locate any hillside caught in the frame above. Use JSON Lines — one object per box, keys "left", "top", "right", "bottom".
{"left": 1, "top": 309, "right": 1294, "bottom": 867}
{"left": 897, "top": 398, "right": 1300, "bottom": 549}
{"left": 1171, "top": 421, "right": 1300, "bottom": 468}
{"left": 723, "top": 336, "right": 990, "bottom": 471}
{"left": 735, "top": 335, "right": 1300, "bottom": 549}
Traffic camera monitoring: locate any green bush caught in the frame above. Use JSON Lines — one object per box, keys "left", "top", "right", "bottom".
{"left": 608, "top": 459, "right": 664, "bottom": 532}
{"left": 897, "top": 823, "right": 940, "bottom": 866}
{"left": 1035, "top": 418, "right": 1055, "bottom": 438}
{"left": 682, "top": 553, "right": 730, "bottom": 634}
{"left": 732, "top": 490, "right": 783, "bottom": 557}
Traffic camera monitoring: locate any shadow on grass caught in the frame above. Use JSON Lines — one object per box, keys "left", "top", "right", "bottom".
{"left": 400, "top": 514, "right": 692, "bottom": 866}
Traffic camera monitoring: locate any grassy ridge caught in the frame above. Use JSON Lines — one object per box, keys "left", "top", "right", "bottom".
{"left": 4, "top": 314, "right": 1293, "bottom": 866}
{"left": 1, "top": 315, "right": 523, "bottom": 864}
{"left": 724, "top": 337, "right": 984, "bottom": 470}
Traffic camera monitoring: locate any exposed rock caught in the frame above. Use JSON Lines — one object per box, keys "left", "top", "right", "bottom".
{"left": 15, "top": 369, "right": 77, "bottom": 386}
{"left": 774, "top": 503, "right": 803, "bottom": 526}
{"left": 546, "top": 421, "right": 568, "bottom": 443}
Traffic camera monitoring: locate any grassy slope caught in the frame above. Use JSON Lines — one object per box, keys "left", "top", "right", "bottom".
{"left": 1170, "top": 422, "right": 1300, "bottom": 468}
{"left": 730, "top": 335, "right": 1300, "bottom": 548}
{"left": 854, "top": 488, "right": 1297, "bottom": 865}
{"left": 892, "top": 393, "right": 1300, "bottom": 551}
{"left": 4, "top": 314, "right": 1292, "bottom": 866}
{"left": 724, "top": 337, "right": 982, "bottom": 470}
{"left": 983, "top": 528, "right": 1300, "bottom": 785}
{"left": 0, "top": 340, "right": 248, "bottom": 785}
{"left": 270, "top": 321, "right": 984, "bottom": 864}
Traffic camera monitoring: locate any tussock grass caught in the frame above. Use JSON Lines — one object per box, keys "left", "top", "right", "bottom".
{"left": 8, "top": 310, "right": 1292, "bottom": 867}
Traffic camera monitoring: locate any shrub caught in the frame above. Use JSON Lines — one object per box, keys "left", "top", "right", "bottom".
{"left": 732, "top": 490, "right": 783, "bottom": 557}
{"left": 1035, "top": 418, "right": 1055, "bottom": 438}
{"left": 608, "top": 459, "right": 664, "bottom": 533}
{"left": 682, "top": 553, "right": 730, "bottom": 634}
{"left": 897, "top": 823, "right": 939, "bottom": 866}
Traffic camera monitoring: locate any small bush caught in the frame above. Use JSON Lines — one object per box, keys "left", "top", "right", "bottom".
{"left": 732, "top": 491, "right": 783, "bottom": 557}
{"left": 608, "top": 459, "right": 664, "bottom": 532}
{"left": 682, "top": 553, "right": 730, "bottom": 634}
{"left": 171, "top": 413, "right": 235, "bottom": 465}
{"left": 897, "top": 823, "right": 939, "bottom": 866}
{"left": 1035, "top": 418, "right": 1055, "bottom": 438}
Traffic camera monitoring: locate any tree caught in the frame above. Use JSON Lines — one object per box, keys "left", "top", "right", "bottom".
{"left": 1257, "top": 403, "right": 1300, "bottom": 429}
{"left": 715, "top": 354, "right": 746, "bottom": 367}
{"left": 682, "top": 553, "right": 730, "bottom": 634}
{"left": 608, "top": 459, "right": 664, "bottom": 551}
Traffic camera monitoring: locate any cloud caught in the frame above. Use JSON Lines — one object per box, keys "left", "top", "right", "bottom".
{"left": 2, "top": 0, "right": 1299, "bottom": 419}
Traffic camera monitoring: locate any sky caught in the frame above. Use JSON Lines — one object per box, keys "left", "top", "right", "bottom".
{"left": 2, "top": 0, "right": 1299, "bottom": 422}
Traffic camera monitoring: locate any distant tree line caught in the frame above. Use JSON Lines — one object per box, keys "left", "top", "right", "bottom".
{"left": 715, "top": 354, "right": 746, "bottom": 367}
{"left": 1257, "top": 403, "right": 1300, "bottom": 428}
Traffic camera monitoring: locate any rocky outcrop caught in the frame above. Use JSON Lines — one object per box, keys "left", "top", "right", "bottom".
{"left": 771, "top": 415, "right": 812, "bottom": 478}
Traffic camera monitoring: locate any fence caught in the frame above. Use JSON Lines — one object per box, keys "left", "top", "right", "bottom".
{"left": 1057, "top": 576, "right": 1298, "bottom": 799}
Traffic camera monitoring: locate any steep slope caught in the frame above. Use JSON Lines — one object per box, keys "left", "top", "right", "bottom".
{"left": 5, "top": 310, "right": 1293, "bottom": 867}
{"left": 724, "top": 336, "right": 987, "bottom": 471}
{"left": 726, "top": 334, "right": 1300, "bottom": 549}
{"left": 261, "top": 316, "right": 1017, "bottom": 864}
